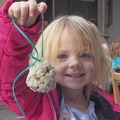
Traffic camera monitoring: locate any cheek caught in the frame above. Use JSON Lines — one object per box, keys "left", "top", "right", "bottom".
{"left": 90, "top": 68, "right": 95, "bottom": 81}
{"left": 55, "top": 64, "right": 65, "bottom": 82}
{"left": 85, "top": 62, "right": 95, "bottom": 78}
{"left": 55, "top": 65, "right": 62, "bottom": 76}
{"left": 55, "top": 63, "right": 66, "bottom": 73}
{"left": 89, "top": 67, "right": 95, "bottom": 79}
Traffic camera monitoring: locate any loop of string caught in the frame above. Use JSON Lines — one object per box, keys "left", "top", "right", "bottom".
{"left": 12, "top": 14, "right": 44, "bottom": 119}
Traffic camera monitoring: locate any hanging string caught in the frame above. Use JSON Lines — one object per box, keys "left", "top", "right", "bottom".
{"left": 12, "top": 14, "right": 44, "bottom": 119}
{"left": 41, "top": 14, "right": 44, "bottom": 58}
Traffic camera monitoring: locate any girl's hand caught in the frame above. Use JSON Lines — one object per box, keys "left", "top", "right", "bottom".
{"left": 8, "top": 0, "right": 47, "bottom": 28}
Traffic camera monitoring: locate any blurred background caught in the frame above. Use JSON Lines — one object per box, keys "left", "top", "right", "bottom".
{"left": 0, "top": 0, "right": 120, "bottom": 44}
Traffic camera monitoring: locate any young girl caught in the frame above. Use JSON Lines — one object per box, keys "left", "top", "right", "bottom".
{"left": 0, "top": 0, "right": 120, "bottom": 120}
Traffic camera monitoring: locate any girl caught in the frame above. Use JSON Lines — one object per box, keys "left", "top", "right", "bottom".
{"left": 0, "top": 0, "right": 120, "bottom": 120}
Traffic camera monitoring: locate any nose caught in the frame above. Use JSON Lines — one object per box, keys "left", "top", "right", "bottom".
{"left": 69, "top": 57, "right": 81, "bottom": 69}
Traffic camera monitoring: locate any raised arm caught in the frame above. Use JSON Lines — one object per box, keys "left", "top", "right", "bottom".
{"left": 0, "top": 0, "right": 48, "bottom": 117}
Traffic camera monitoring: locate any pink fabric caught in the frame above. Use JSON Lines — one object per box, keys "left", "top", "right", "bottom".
{"left": 0, "top": 0, "right": 59, "bottom": 120}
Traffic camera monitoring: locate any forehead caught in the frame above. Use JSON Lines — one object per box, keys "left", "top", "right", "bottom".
{"left": 58, "top": 27, "right": 93, "bottom": 54}
{"left": 59, "top": 28, "right": 72, "bottom": 47}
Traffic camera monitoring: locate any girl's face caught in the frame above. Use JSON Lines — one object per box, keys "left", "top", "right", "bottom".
{"left": 55, "top": 28, "right": 95, "bottom": 91}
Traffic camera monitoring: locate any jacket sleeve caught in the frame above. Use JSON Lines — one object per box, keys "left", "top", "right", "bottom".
{"left": 0, "top": 0, "right": 44, "bottom": 116}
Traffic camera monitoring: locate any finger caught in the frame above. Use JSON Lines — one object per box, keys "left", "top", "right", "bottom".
{"left": 28, "top": 0, "right": 38, "bottom": 17}
{"left": 8, "top": 6, "right": 13, "bottom": 18}
{"left": 19, "top": 2, "right": 29, "bottom": 25}
{"left": 20, "top": 2, "right": 29, "bottom": 18}
{"left": 8, "top": 2, "right": 21, "bottom": 19}
{"left": 37, "top": 2, "right": 47, "bottom": 14}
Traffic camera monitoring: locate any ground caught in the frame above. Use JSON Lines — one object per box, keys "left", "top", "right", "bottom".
{"left": 0, "top": 102, "right": 16, "bottom": 120}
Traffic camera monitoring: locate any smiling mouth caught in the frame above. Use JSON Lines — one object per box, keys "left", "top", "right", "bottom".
{"left": 66, "top": 73, "right": 85, "bottom": 78}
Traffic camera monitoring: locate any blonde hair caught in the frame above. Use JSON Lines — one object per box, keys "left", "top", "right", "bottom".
{"left": 31, "top": 15, "right": 110, "bottom": 97}
{"left": 109, "top": 40, "right": 120, "bottom": 59}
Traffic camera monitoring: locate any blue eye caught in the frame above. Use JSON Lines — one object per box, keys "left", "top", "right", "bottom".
{"left": 80, "top": 53, "right": 91, "bottom": 58}
{"left": 57, "top": 54, "right": 68, "bottom": 60}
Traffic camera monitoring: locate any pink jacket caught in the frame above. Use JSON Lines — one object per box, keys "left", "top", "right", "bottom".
{"left": 0, "top": 0, "right": 59, "bottom": 120}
